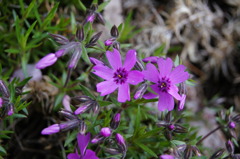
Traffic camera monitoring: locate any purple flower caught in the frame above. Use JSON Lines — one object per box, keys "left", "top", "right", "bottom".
{"left": 159, "top": 154, "right": 175, "bottom": 159}
{"left": 41, "top": 124, "right": 60, "bottom": 135}
{"left": 62, "top": 95, "right": 72, "bottom": 112}
{"left": 104, "top": 38, "right": 116, "bottom": 46}
{"left": 0, "top": 97, "right": 3, "bottom": 108}
{"left": 92, "top": 49, "right": 144, "bottom": 102}
{"left": 178, "top": 94, "right": 186, "bottom": 110}
{"left": 228, "top": 121, "right": 236, "bottom": 129}
{"left": 143, "top": 57, "right": 189, "bottom": 111}
{"left": 67, "top": 133, "right": 98, "bottom": 159}
{"left": 100, "top": 127, "right": 112, "bottom": 137}
{"left": 36, "top": 53, "right": 58, "bottom": 69}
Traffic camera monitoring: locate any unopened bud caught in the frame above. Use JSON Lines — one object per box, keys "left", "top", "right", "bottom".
{"left": 134, "top": 83, "right": 148, "bottom": 99}
{"left": 89, "top": 57, "right": 104, "bottom": 65}
{"left": 100, "top": 127, "right": 112, "bottom": 137}
{"left": 110, "top": 113, "right": 121, "bottom": 129}
{"left": 174, "top": 124, "right": 187, "bottom": 133}
{"left": 91, "top": 134, "right": 104, "bottom": 144}
{"left": 142, "top": 56, "right": 158, "bottom": 63}
{"left": 79, "top": 121, "right": 87, "bottom": 135}
{"left": 49, "top": 33, "right": 69, "bottom": 45}
{"left": 229, "top": 121, "right": 236, "bottom": 129}
{"left": 178, "top": 94, "right": 186, "bottom": 111}
{"left": 91, "top": 101, "right": 99, "bottom": 114}
{"left": 104, "top": 38, "right": 116, "bottom": 46}
{"left": 86, "top": 32, "right": 102, "bottom": 48}
{"left": 134, "top": 59, "right": 145, "bottom": 71}
{"left": 183, "top": 146, "right": 193, "bottom": 159}
{"left": 104, "top": 148, "right": 120, "bottom": 155}
{"left": 110, "top": 25, "right": 119, "bottom": 37}
{"left": 116, "top": 133, "right": 127, "bottom": 152}
{"left": 0, "top": 80, "right": 10, "bottom": 98}
{"left": 7, "top": 103, "right": 14, "bottom": 116}
{"left": 159, "top": 155, "right": 175, "bottom": 159}
{"left": 74, "top": 101, "right": 93, "bottom": 115}
{"left": 210, "top": 148, "right": 224, "bottom": 159}
{"left": 113, "top": 42, "right": 120, "bottom": 50}
{"left": 59, "top": 109, "right": 76, "bottom": 120}
{"left": 72, "top": 95, "right": 92, "bottom": 103}
{"left": 96, "top": 13, "right": 105, "bottom": 25}
{"left": 36, "top": 53, "right": 58, "bottom": 69}
{"left": 165, "top": 112, "right": 172, "bottom": 123}
{"left": 232, "top": 114, "right": 240, "bottom": 123}
{"left": 156, "top": 121, "right": 168, "bottom": 127}
{"left": 0, "top": 97, "right": 3, "bottom": 108}
{"left": 41, "top": 124, "right": 60, "bottom": 135}
{"left": 226, "top": 140, "right": 234, "bottom": 154}
{"left": 192, "top": 146, "right": 201, "bottom": 156}
{"left": 62, "top": 95, "right": 72, "bottom": 112}
{"left": 59, "top": 119, "right": 81, "bottom": 132}
{"left": 76, "top": 27, "right": 84, "bottom": 42}
{"left": 55, "top": 49, "right": 65, "bottom": 58}
{"left": 68, "top": 48, "right": 81, "bottom": 69}
{"left": 164, "top": 130, "right": 172, "bottom": 140}
{"left": 90, "top": 4, "right": 98, "bottom": 11}
{"left": 168, "top": 124, "right": 175, "bottom": 131}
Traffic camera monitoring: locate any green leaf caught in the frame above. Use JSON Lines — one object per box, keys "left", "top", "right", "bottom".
{"left": 75, "top": 0, "right": 87, "bottom": 12}
{"left": 23, "top": 21, "right": 37, "bottom": 49}
{"left": 82, "top": 46, "right": 91, "bottom": 64}
{"left": 70, "top": 12, "right": 77, "bottom": 34}
{"left": 97, "top": 101, "right": 112, "bottom": 107}
{"left": 97, "top": 1, "right": 110, "bottom": 12}
{"left": 42, "top": 2, "right": 59, "bottom": 29}
{"left": 153, "top": 44, "right": 165, "bottom": 56}
{"left": 16, "top": 101, "right": 31, "bottom": 112}
{"left": 0, "top": 145, "right": 6, "bottom": 154}
{"left": 4, "top": 48, "right": 20, "bottom": 54}
{"left": 9, "top": 113, "right": 27, "bottom": 119}
{"left": 54, "top": 93, "right": 65, "bottom": 111}
{"left": 174, "top": 55, "right": 180, "bottom": 66}
{"left": 171, "top": 140, "right": 186, "bottom": 146}
{"left": 78, "top": 84, "right": 95, "bottom": 99}
{"left": 23, "top": 0, "right": 36, "bottom": 18}
{"left": 64, "top": 130, "right": 78, "bottom": 147}
{"left": 135, "top": 105, "right": 141, "bottom": 131}
{"left": 134, "top": 141, "right": 158, "bottom": 158}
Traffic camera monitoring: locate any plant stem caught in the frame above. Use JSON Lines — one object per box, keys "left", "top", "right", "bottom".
{"left": 196, "top": 125, "right": 221, "bottom": 145}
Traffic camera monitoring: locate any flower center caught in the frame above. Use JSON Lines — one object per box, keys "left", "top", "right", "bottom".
{"left": 158, "top": 77, "right": 170, "bottom": 92}
{"left": 113, "top": 68, "right": 128, "bottom": 84}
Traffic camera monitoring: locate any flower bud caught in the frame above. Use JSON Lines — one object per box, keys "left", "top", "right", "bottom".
{"left": 87, "top": 14, "right": 96, "bottom": 23}
{"left": 168, "top": 124, "right": 175, "bottom": 131}
{"left": 183, "top": 146, "right": 193, "bottom": 159}
{"left": 113, "top": 42, "right": 120, "bottom": 50}
{"left": 7, "top": 103, "right": 14, "bottom": 116}
{"left": 68, "top": 48, "right": 81, "bottom": 69}
{"left": 89, "top": 57, "right": 104, "bottom": 65}
{"left": 59, "top": 109, "right": 76, "bottom": 120}
{"left": 159, "top": 155, "right": 175, "bottom": 159}
{"left": 96, "top": 12, "right": 105, "bottom": 25}
{"left": 62, "top": 95, "right": 72, "bottom": 112}
{"left": 174, "top": 124, "right": 187, "bottom": 133}
{"left": 192, "top": 146, "right": 201, "bottom": 156}
{"left": 164, "top": 130, "right": 172, "bottom": 140}
{"left": 134, "top": 59, "right": 145, "bottom": 71}
{"left": 0, "top": 80, "right": 10, "bottom": 98}
{"left": 232, "top": 114, "right": 240, "bottom": 123}
{"left": 142, "top": 56, "right": 158, "bottom": 63}
{"left": 74, "top": 101, "right": 93, "bottom": 115}
{"left": 134, "top": 83, "right": 148, "bottom": 99}
{"left": 59, "top": 119, "right": 81, "bottom": 132}
{"left": 91, "top": 134, "right": 104, "bottom": 144}
{"left": 49, "top": 33, "right": 69, "bottom": 45}
{"left": 228, "top": 121, "right": 236, "bottom": 129}
{"left": 104, "top": 148, "right": 120, "bottom": 155}
{"left": 100, "top": 127, "right": 112, "bottom": 137}
{"left": 210, "top": 148, "right": 224, "bottom": 159}
{"left": 72, "top": 95, "right": 92, "bottom": 103}
{"left": 104, "top": 38, "right": 116, "bottom": 46}
{"left": 86, "top": 32, "right": 102, "bottom": 48}
{"left": 116, "top": 133, "right": 127, "bottom": 152}
{"left": 178, "top": 94, "right": 186, "bottom": 111}
{"left": 79, "top": 121, "right": 87, "bottom": 135}
{"left": 76, "top": 27, "right": 84, "bottom": 42}
{"left": 165, "top": 112, "right": 172, "bottom": 123}
{"left": 41, "top": 124, "right": 60, "bottom": 135}
{"left": 91, "top": 101, "right": 99, "bottom": 114}
{"left": 55, "top": 49, "right": 65, "bottom": 58}
{"left": 226, "top": 140, "right": 234, "bottom": 154}
{"left": 0, "top": 97, "right": 3, "bottom": 108}
{"left": 110, "top": 113, "right": 121, "bottom": 129}
{"left": 36, "top": 53, "right": 58, "bottom": 69}
{"left": 110, "top": 25, "right": 119, "bottom": 37}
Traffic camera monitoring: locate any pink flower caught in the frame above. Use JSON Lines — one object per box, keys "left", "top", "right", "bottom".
{"left": 160, "top": 154, "right": 175, "bottom": 159}
{"left": 0, "top": 97, "right": 3, "bottom": 108}
{"left": 36, "top": 53, "right": 58, "bottom": 69}
{"left": 143, "top": 57, "right": 189, "bottom": 111}
{"left": 92, "top": 49, "right": 144, "bottom": 102}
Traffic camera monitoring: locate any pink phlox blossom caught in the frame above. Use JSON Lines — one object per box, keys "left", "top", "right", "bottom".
{"left": 143, "top": 57, "right": 189, "bottom": 111}
{"left": 92, "top": 49, "right": 144, "bottom": 102}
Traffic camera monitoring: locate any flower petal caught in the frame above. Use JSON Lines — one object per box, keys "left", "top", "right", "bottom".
{"left": 158, "top": 92, "right": 174, "bottom": 111}
{"left": 106, "top": 49, "right": 122, "bottom": 69}
{"left": 118, "top": 83, "right": 130, "bottom": 102}
{"left": 90, "top": 57, "right": 104, "bottom": 65}
{"left": 77, "top": 133, "right": 90, "bottom": 156}
{"left": 157, "top": 57, "right": 173, "bottom": 77}
{"left": 142, "top": 56, "right": 158, "bottom": 63}
{"left": 178, "top": 94, "right": 186, "bottom": 110}
{"left": 169, "top": 65, "right": 189, "bottom": 84}
{"left": 127, "top": 70, "right": 144, "bottom": 85}
{"left": 143, "top": 92, "right": 158, "bottom": 99}
{"left": 36, "top": 53, "right": 57, "bottom": 69}
{"left": 93, "top": 65, "right": 114, "bottom": 80}
{"left": 168, "top": 85, "right": 181, "bottom": 100}
{"left": 150, "top": 84, "right": 161, "bottom": 94}
{"left": 143, "top": 63, "right": 159, "bottom": 83}
{"left": 123, "top": 50, "right": 137, "bottom": 71}
{"left": 97, "top": 80, "right": 118, "bottom": 96}
{"left": 67, "top": 153, "right": 80, "bottom": 159}
{"left": 83, "top": 149, "right": 99, "bottom": 159}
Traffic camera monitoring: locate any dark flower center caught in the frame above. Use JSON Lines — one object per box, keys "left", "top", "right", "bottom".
{"left": 113, "top": 68, "right": 128, "bottom": 84}
{"left": 158, "top": 77, "right": 170, "bottom": 92}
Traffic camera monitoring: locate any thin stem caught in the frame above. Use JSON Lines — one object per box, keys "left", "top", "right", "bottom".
{"left": 196, "top": 125, "right": 221, "bottom": 145}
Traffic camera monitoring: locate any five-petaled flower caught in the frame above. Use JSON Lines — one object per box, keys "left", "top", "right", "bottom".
{"left": 91, "top": 49, "right": 144, "bottom": 102}
{"left": 67, "top": 133, "right": 98, "bottom": 159}
{"left": 143, "top": 57, "right": 189, "bottom": 111}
